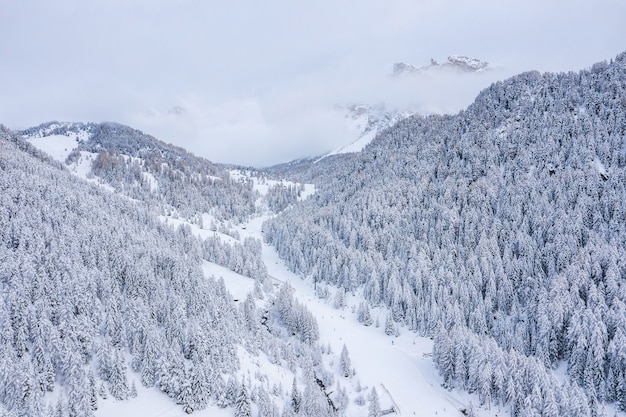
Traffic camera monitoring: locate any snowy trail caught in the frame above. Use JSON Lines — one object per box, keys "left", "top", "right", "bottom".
{"left": 241, "top": 215, "right": 471, "bottom": 417}
{"left": 98, "top": 212, "right": 492, "bottom": 417}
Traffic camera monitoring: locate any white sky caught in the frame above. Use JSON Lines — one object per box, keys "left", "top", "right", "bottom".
{"left": 1, "top": 0, "right": 625, "bottom": 167}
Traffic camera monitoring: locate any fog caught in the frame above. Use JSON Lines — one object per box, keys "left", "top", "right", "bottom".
{"left": 2, "top": 0, "right": 625, "bottom": 166}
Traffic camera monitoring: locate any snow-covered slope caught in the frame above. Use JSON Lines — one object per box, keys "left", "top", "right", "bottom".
{"left": 265, "top": 52, "right": 626, "bottom": 417}
{"left": 320, "top": 104, "right": 410, "bottom": 160}
{"left": 150, "top": 191, "right": 490, "bottom": 417}
{"left": 20, "top": 121, "right": 258, "bottom": 223}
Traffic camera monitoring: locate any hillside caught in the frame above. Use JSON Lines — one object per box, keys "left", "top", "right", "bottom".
{"left": 0, "top": 128, "right": 365, "bottom": 417}
{"left": 20, "top": 121, "right": 257, "bottom": 224}
{"left": 265, "top": 52, "right": 626, "bottom": 416}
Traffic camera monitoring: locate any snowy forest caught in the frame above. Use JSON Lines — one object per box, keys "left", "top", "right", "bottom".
{"left": 1, "top": 52, "right": 626, "bottom": 417}
{"left": 0, "top": 129, "right": 356, "bottom": 416}
{"left": 265, "top": 52, "right": 626, "bottom": 416}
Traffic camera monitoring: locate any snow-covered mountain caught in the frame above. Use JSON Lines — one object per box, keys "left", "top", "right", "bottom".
{"left": 393, "top": 55, "right": 492, "bottom": 76}
{"left": 322, "top": 104, "right": 410, "bottom": 159}
{"left": 2, "top": 125, "right": 382, "bottom": 417}
{"left": 3, "top": 119, "right": 483, "bottom": 417}
{"left": 322, "top": 55, "right": 496, "bottom": 160}
{"left": 20, "top": 121, "right": 257, "bottom": 223}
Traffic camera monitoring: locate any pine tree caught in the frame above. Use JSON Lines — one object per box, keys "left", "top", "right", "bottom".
{"left": 88, "top": 371, "right": 98, "bottom": 411}
{"left": 235, "top": 383, "right": 252, "bottom": 417}
{"left": 291, "top": 377, "right": 301, "bottom": 414}
{"left": 368, "top": 387, "right": 380, "bottom": 417}
{"left": 129, "top": 380, "right": 138, "bottom": 398}
{"left": 340, "top": 344, "right": 352, "bottom": 378}
{"left": 358, "top": 302, "right": 373, "bottom": 326}
{"left": 384, "top": 315, "right": 397, "bottom": 337}
{"left": 98, "top": 383, "right": 108, "bottom": 399}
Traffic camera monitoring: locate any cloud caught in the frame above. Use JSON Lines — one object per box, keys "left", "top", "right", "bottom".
{"left": 1, "top": 0, "right": 625, "bottom": 166}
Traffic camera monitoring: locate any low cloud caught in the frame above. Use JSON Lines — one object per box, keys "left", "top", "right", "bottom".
{"left": 1, "top": 0, "right": 625, "bottom": 166}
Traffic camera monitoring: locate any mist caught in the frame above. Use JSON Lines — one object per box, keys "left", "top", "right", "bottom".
{"left": 1, "top": 0, "right": 625, "bottom": 166}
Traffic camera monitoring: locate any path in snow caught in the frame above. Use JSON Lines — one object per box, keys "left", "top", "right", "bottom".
{"left": 239, "top": 215, "right": 476, "bottom": 417}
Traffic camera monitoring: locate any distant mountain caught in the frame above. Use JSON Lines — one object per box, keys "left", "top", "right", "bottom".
{"left": 393, "top": 55, "right": 491, "bottom": 76}
{"left": 318, "top": 57, "right": 494, "bottom": 161}
{"left": 323, "top": 103, "right": 411, "bottom": 159}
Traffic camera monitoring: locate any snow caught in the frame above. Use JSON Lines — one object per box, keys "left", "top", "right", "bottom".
{"left": 202, "top": 260, "right": 254, "bottom": 301}
{"left": 159, "top": 214, "right": 240, "bottom": 245}
{"left": 327, "top": 109, "right": 378, "bottom": 156}
{"left": 592, "top": 157, "right": 609, "bottom": 179}
{"left": 238, "top": 214, "right": 492, "bottom": 417}
{"left": 26, "top": 136, "right": 118, "bottom": 193}
{"left": 231, "top": 169, "right": 315, "bottom": 198}
{"left": 319, "top": 104, "right": 410, "bottom": 160}
{"left": 143, "top": 171, "right": 158, "bottom": 192}
{"left": 96, "top": 381, "right": 233, "bottom": 417}
{"left": 326, "top": 129, "right": 377, "bottom": 156}
{"left": 69, "top": 151, "right": 96, "bottom": 178}
{"left": 26, "top": 134, "right": 78, "bottom": 163}
{"left": 298, "top": 183, "right": 316, "bottom": 201}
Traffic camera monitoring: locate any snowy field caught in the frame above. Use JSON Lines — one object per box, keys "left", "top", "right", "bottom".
{"left": 27, "top": 134, "right": 78, "bottom": 162}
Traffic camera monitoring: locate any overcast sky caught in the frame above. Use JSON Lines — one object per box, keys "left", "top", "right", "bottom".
{"left": 1, "top": 1, "right": 625, "bottom": 167}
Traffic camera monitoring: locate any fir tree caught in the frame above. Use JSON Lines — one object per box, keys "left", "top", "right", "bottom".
{"left": 235, "top": 383, "right": 252, "bottom": 417}
{"left": 368, "top": 387, "right": 380, "bottom": 417}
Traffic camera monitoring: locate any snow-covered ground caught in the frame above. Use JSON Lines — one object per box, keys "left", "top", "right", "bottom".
{"left": 25, "top": 134, "right": 119, "bottom": 192}
{"left": 138, "top": 201, "right": 500, "bottom": 416}
{"left": 241, "top": 215, "right": 483, "bottom": 417}
{"left": 202, "top": 261, "right": 255, "bottom": 301}
{"left": 230, "top": 169, "right": 316, "bottom": 201}
{"left": 97, "top": 384, "right": 233, "bottom": 417}
{"left": 324, "top": 129, "right": 378, "bottom": 158}
{"left": 27, "top": 134, "right": 78, "bottom": 162}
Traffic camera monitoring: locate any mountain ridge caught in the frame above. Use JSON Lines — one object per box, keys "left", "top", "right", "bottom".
{"left": 393, "top": 55, "right": 492, "bottom": 76}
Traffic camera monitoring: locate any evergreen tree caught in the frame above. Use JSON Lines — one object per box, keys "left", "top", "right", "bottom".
{"left": 340, "top": 345, "right": 352, "bottom": 378}
{"left": 368, "top": 387, "right": 380, "bottom": 417}
{"left": 235, "top": 383, "right": 252, "bottom": 417}
{"left": 291, "top": 377, "right": 301, "bottom": 414}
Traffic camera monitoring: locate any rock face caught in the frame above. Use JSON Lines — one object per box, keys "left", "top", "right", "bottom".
{"left": 393, "top": 55, "right": 491, "bottom": 76}
{"left": 446, "top": 55, "right": 489, "bottom": 71}
{"left": 392, "top": 62, "right": 419, "bottom": 76}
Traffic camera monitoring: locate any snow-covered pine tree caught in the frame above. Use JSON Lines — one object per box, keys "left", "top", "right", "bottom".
{"left": 291, "top": 377, "right": 301, "bottom": 414}
{"left": 235, "top": 383, "right": 252, "bottom": 417}
{"left": 368, "top": 387, "right": 380, "bottom": 417}
{"left": 340, "top": 345, "right": 352, "bottom": 378}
